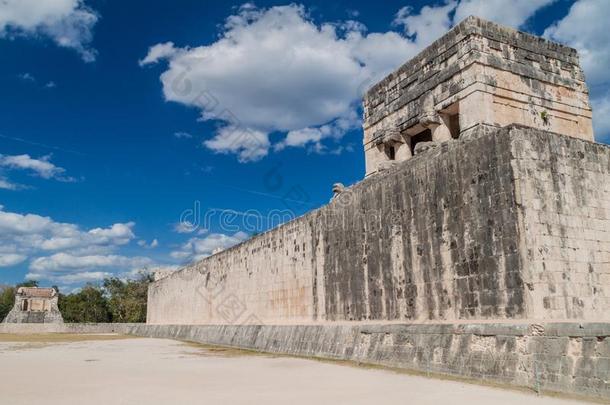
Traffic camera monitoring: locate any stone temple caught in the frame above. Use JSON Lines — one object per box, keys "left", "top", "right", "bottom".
{"left": 3, "top": 287, "right": 64, "bottom": 324}
{"left": 138, "top": 16, "right": 609, "bottom": 399}
{"left": 363, "top": 16, "right": 593, "bottom": 176}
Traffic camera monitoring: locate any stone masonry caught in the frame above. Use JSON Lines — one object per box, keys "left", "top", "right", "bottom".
{"left": 363, "top": 16, "right": 593, "bottom": 176}
{"left": 3, "top": 287, "right": 64, "bottom": 324}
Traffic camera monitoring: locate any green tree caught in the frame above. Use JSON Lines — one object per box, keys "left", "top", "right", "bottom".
{"left": 103, "top": 273, "right": 153, "bottom": 323}
{"left": 0, "top": 286, "right": 15, "bottom": 322}
{"left": 17, "top": 280, "right": 39, "bottom": 288}
{"left": 59, "top": 284, "right": 111, "bottom": 323}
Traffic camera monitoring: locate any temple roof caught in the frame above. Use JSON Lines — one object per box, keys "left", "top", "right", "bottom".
{"left": 16, "top": 287, "right": 57, "bottom": 298}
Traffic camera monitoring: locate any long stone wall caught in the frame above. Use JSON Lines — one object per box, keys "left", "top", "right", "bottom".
{"left": 2, "top": 322, "right": 609, "bottom": 401}
{"left": 148, "top": 127, "right": 523, "bottom": 323}
{"left": 148, "top": 126, "right": 610, "bottom": 325}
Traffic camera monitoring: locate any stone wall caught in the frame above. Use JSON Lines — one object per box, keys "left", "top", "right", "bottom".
{"left": 148, "top": 128, "right": 522, "bottom": 324}
{"left": 2, "top": 322, "right": 609, "bottom": 401}
{"left": 315, "top": 129, "right": 523, "bottom": 321}
{"left": 147, "top": 216, "right": 317, "bottom": 324}
{"left": 147, "top": 127, "right": 610, "bottom": 325}
{"left": 511, "top": 127, "right": 610, "bottom": 320}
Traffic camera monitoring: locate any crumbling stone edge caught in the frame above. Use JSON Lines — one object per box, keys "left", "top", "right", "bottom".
{"left": 1, "top": 322, "right": 608, "bottom": 401}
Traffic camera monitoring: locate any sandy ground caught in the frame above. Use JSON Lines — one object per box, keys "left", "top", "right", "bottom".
{"left": 0, "top": 335, "right": 592, "bottom": 405}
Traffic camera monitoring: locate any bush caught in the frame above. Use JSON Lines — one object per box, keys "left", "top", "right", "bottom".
{"left": 59, "top": 285, "right": 111, "bottom": 323}
{"left": 103, "top": 273, "right": 153, "bottom": 323}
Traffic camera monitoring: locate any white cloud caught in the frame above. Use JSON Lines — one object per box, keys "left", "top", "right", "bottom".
{"left": 171, "top": 231, "right": 249, "bottom": 262}
{"left": 26, "top": 251, "right": 164, "bottom": 283}
{"left": 29, "top": 252, "right": 152, "bottom": 272}
{"left": 152, "top": 5, "right": 365, "bottom": 132}
{"left": 278, "top": 127, "right": 323, "bottom": 150}
{"left": 137, "top": 238, "right": 159, "bottom": 249}
{"left": 0, "top": 205, "right": 149, "bottom": 284}
{"left": 0, "top": 208, "right": 60, "bottom": 235}
{"left": 0, "top": 253, "right": 26, "bottom": 267}
{"left": 0, "top": 207, "right": 135, "bottom": 253}
{"left": 0, "top": 153, "right": 74, "bottom": 182}
{"left": 38, "top": 222, "right": 135, "bottom": 251}
{"left": 0, "top": 176, "right": 22, "bottom": 190}
{"left": 0, "top": 0, "right": 99, "bottom": 62}
{"left": 173, "top": 131, "right": 193, "bottom": 139}
{"left": 142, "top": 4, "right": 428, "bottom": 161}
{"left": 275, "top": 110, "right": 360, "bottom": 151}
{"left": 203, "top": 126, "right": 271, "bottom": 163}
{"left": 87, "top": 223, "right": 135, "bottom": 244}
{"left": 393, "top": 1, "right": 456, "bottom": 48}
{"left": 453, "top": 0, "right": 556, "bottom": 29}
{"left": 17, "top": 72, "right": 35, "bottom": 82}
{"left": 173, "top": 221, "right": 196, "bottom": 234}
{"left": 27, "top": 270, "right": 112, "bottom": 284}
{"left": 544, "top": 0, "right": 610, "bottom": 142}
{"left": 39, "top": 271, "right": 111, "bottom": 284}
{"left": 592, "top": 94, "right": 610, "bottom": 142}
{"left": 139, "top": 42, "right": 179, "bottom": 66}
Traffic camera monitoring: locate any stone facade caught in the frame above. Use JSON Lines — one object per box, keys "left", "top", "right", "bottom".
{"left": 147, "top": 126, "right": 610, "bottom": 324}
{"left": 363, "top": 16, "right": 593, "bottom": 176}
{"left": 3, "top": 287, "right": 64, "bottom": 324}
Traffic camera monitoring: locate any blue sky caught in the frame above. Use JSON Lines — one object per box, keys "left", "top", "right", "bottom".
{"left": 0, "top": 0, "right": 608, "bottom": 290}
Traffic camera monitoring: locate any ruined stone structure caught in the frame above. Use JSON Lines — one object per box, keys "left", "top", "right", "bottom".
{"left": 148, "top": 126, "right": 609, "bottom": 325}
{"left": 3, "top": 287, "right": 63, "bottom": 324}
{"left": 363, "top": 16, "right": 593, "bottom": 176}
{"left": 142, "top": 17, "right": 610, "bottom": 399}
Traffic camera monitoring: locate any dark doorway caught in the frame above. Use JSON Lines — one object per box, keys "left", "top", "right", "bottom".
{"left": 410, "top": 128, "right": 432, "bottom": 155}
{"left": 385, "top": 145, "right": 396, "bottom": 160}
